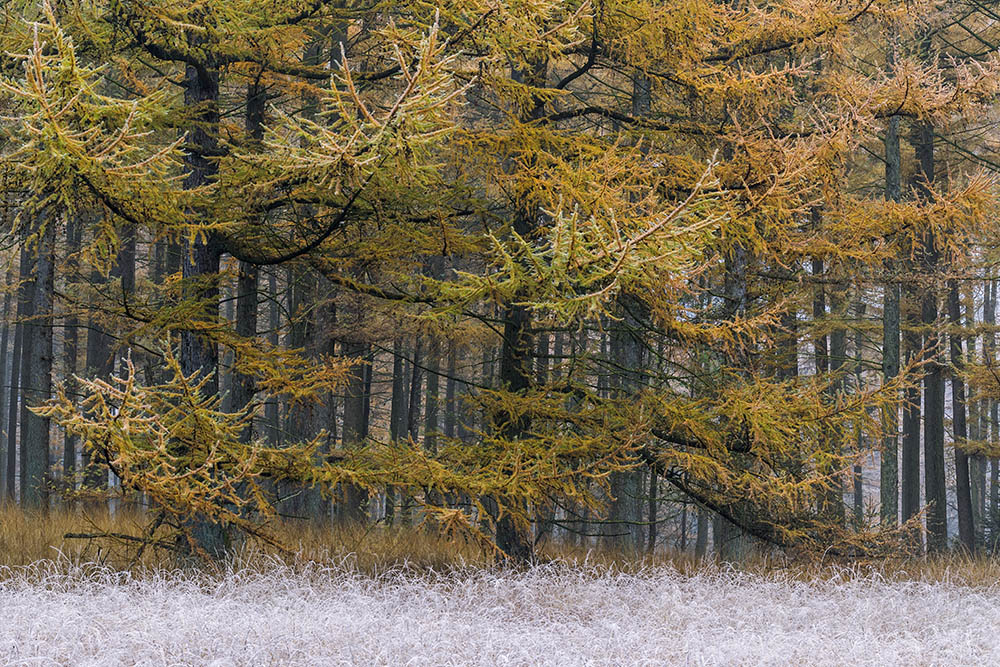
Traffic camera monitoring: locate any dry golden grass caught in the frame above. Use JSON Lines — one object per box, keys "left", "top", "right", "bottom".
{"left": 4, "top": 504, "right": 1000, "bottom": 584}
{"left": 0, "top": 504, "right": 494, "bottom": 573}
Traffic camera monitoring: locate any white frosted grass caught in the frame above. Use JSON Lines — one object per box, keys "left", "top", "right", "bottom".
{"left": 1, "top": 560, "right": 997, "bottom": 666}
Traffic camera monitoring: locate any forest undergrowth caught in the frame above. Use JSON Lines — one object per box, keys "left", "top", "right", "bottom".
{"left": 3, "top": 506, "right": 1000, "bottom": 586}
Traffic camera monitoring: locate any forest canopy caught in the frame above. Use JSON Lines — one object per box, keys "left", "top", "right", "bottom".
{"left": 1, "top": 0, "right": 1000, "bottom": 562}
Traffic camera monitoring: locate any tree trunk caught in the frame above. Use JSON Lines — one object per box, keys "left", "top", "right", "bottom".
{"left": 853, "top": 301, "right": 865, "bottom": 525}
{"left": 444, "top": 342, "right": 457, "bottom": 440}
{"left": 913, "top": 115, "right": 946, "bottom": 552}
{"left": 62, "top": 219, "right": 82, "bottom": 502}
{"left": 881, "top": 96, "right": 901, "bottom": 526}
{"left": 339, "top": 339, "right": 369, "bottom": 524}
{"left": 988, "top": 279, "right": 999, "bottom": 547}
{"left": 949, "top": 278, "right": 974, "bottom": 552}
{"left": 424, "top": 338, "right": 440, "bottom": 453}
{"left": 647, "top": 469, "right": 657, "bottom": 554}
{"left": 827, "top": 289, "right": 847, "bottom": 524}
{"left": 178, "top": 49, "right": 227, "bottom": 557}
{"left": 21, "top": 219, "right": 56, "bottom": 511}
{"left": 901, "top": 286, "right": 922, "bottom": 527}
{"left": 230, "top": 261, "right": 258, "bottom": 439}
{"left": 266, "top": 271, "right": 280, "bottom": 446}
{"left": 0, "top": 271, "right": 12, "bottom": 500}
{"left": 385, "top": 338, "right": 408, "bottom": 524}
{"left": 695, "top": 507, "right": 709, "bottom": 559}
{"left": 6, "top": 246, "right": 31, "bottom": 503}
{"left": 5, "top": 306, "right": 21, "bottom": 503}
{"left": 607, "top": 294, "right": 646, "bottom": 550}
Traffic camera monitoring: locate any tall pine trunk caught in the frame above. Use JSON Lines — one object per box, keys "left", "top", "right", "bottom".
{"left": 949, "top": 278, "right": 974, "bottom": 552}
{"left": 913, "top": 115, "right": 947, "bottom": 552}
{"left": 21, "top": 219, "right": 56, "bottom": 511}
{"left": 881, "top": 94, "right": 902, "bottom": 526}
{"left": 0, "top": 271, "right": 12, "bottom": 501}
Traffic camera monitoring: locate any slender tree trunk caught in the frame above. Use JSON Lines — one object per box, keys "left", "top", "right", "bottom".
{"left": 827, "top": 289, "right": 847, "bottom": 524}
{"left": 284, "top": 271, "right": 321, "bottom": 518}
{"left": 647, "top": 469, "right": 657, "bottom": 554}
{"left": 424, "top": 338, "right": 440, "bottom": 453}
{"left": 812, "top": 258, "right": 829, "bottom": 376}
{"left": 21, "top": 219, "right": 56, "bottom": 511}
{"left": 0, "top": 271, "right": 12, "bottom": 500}
{"left": 853, "top": 301, "right": 865, "bottom": 525}
{"left": 6, "top": 246, "right": 31, "bottom": 503}
{"left": 988, "top": 279, "right": 999, "bottom": 547}
{"left": 881, "top": 95, "right": 901, "bottom": 526}
{"left": 949, "top": 278, "right": 974, "bottom": 552}
{"left": 230, "top": 261, "right": 259, "bottom": 437}
{"left": 913, "top": 115, "right": 946, "bottom": 552}
{"left": 385, "top": 338, "right": 408, "bottom": 524}
{"left": 608, "top": 294, "right": 646, "bottom": 550}
{"left": 407, "top": 337, "right": 423, "bottom": 442}
{"left": 901, "top": 287, "right": 922, "bottom": 526}
{"left": 5, "top": 308, "right": 20, "bottom": 503}
{"left": 971, "top": 281, "right": 986, "bottom": 549}
{"left": 695, "top": 507, "right": 708, "bottom": 558}
{"left": 177, "top": 45, "right": 228, "bottom": 556}
{"left": 266, "top": 271, "right": 280, "bottom": 446}
{"left": 339, "top": 339, "right": 369, "bottom": 524}
{"left": 62, "top": 220, "right": 81, "bottom": 502}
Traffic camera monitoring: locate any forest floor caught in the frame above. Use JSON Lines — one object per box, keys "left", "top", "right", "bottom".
{"left": 2, "top": 509, "right": 998, "bottom": 665}
{"left": 1, "top": 556, "right": 998, "bottom": 666}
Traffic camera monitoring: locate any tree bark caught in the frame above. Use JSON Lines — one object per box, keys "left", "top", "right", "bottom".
{"left": 266, "top": 271, "right": 280, "bottom": 447}
{"left": 853, "top": 301, "right": 865, "bottom": 525}
{"left": 913, "top": 115, "right": 946, "bottom": 552}
{"left": 0, "top": 271, "right": 12, "bottom": 500}
{"left": 949, "top": 278, "right": 974, "bottom": 552}
{"left": 881, "top": 95, "right": 901, "bottom": 526}
{"left": 62, "top": 219, "right": 82, "bottom": 501}
{"left": 178, "top": 46, "right": 227, "bottom": 557}
{"left": 5, "top": 246, "right": 31, "bottom": 503}
{"left": 339, "top": 338, "right": 369, "bottom": 524}
{"left": 424, "top": 338, "right": 440, "bottom": 454}
{"left": 21, "top": 219, "right": 56, "bottom": 511}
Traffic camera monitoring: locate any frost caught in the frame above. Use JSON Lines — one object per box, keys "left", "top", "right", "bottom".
{"left": 0, "top": 561, "right": 995, "bottom": 665}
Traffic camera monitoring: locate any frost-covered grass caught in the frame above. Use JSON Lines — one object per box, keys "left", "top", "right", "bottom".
{"left": 1, "top": 559, "right": 998, "bottom": 666}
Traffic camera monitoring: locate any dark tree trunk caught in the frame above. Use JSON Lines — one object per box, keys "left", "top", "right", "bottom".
{"left": 6, "top": 246, "right": 31, "bottom": 503}
{"left": 853, "top": 302, "right": 865, "bottom": 525}
{"left": 444, "top": 342, "right": 457, "bottom": 440}
{"left": 881, "top": 99, "right": 901, "bottom": 526}
{"left": 266, "top": 271, "right": 281, "bottom": 446}
{"left": 424, "top": 338, "right": 440, "bottom": 453}
{"left": 647, "top": 469, "right": 657, "bottom": 554}
{"left": 177, "top": 48, "right": 229, "bottom": 557}
{"left": 407, "top": 338, "right": 423, "bottom": 442}
{"left": 812, "top": 258, "right": 829, "bottom": 375}
{"left": 901, "top": 286, "right": 922, "bottom": 526}
{"left": 913, "top": 115, "right": 946, "bottom": 552}
{"left": 6, "top": 312, "right": 20, "bottom": 503}
{"left": 826, "top": 290, "right": 847, "bottom": 524}
{"left": 339, "top": 339, "right": 369, "bottom": 524}
{"left": 230, "top": 261, "right": 259, "bottom": 438}
{"left": 0, "top": 271, "right": 12, "bottom": 500}
{"left": 283, "top": 270, "right": 320, "bottom": 518}
{"left": 695, "top": 507, "right": 709, "bottom": 558}
{"left": 21, "top": 219, "right": 56, "bottom": 511}
{"left": 607, "top": 294, "right": 646, "bottom": 550}
{"left": 949, "top": 279, "right": 974, "bottom": 552}
{"left": 62, "top": 219, "right": 82, "bottom": 500}
{"left": 385, "top": 338, "right": 408, "bottom": 524}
